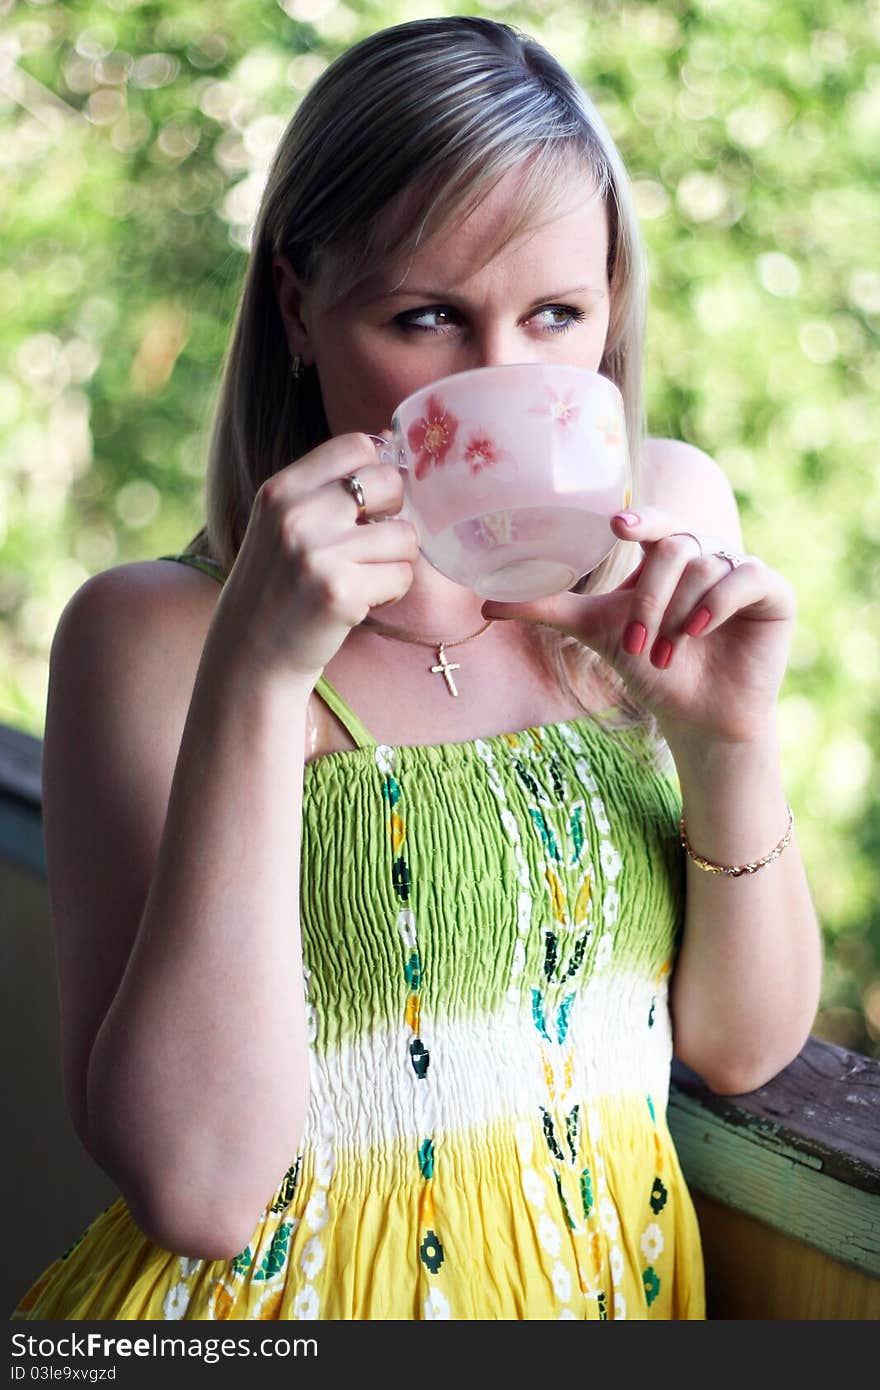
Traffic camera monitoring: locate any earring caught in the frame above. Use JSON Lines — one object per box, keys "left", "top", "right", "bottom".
{"left": 291, "top": 356, "right": 304, "bottom": 380}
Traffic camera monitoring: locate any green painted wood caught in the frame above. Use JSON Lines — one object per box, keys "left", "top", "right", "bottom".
{"left": 673, "top": 1041, "right": 880, "bottom": 1192}
{"left": 0, "top": 722, "right": 44, "bottom": 876}
{"left": 0, "top": 798, "right": 45, "bottom": 876}
{"left": 669, "top": 1036, "right": 880, "bottom": 1279}
{"left": 0, "top": 720, "right": 41, "bottom": 803}
{"left": 668, "top": 1087, "right": 880, "bottom": 1277}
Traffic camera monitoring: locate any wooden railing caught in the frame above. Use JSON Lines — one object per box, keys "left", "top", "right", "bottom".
{"left": 669, "top": 1045, "right": 878, "bottom": 1318}
{"left": 2, "top": 720, "right": 878, "bottom": 1320}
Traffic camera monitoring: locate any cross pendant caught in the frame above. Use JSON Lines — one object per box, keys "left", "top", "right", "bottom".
{"left": 431, "top": 644, "right": 461, "bottom": 697}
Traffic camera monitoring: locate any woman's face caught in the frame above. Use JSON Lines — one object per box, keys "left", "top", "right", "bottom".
{"left": 276, "top": 165, "right": 612, "bottom": 435}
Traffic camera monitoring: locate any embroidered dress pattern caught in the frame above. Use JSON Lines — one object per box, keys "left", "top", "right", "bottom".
{"left": 377, "top": 742, "right": 451, "bottom": 1318}
{"left": 11, "top": 553, "right": 704, "bottom": 1321}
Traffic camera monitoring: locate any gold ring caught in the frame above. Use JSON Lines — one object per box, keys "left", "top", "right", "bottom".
{"left": 341, "top": 472, "right": 367, "bottom": 523}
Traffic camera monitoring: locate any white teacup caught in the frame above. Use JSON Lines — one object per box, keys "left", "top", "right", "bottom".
{"left": 374, "top": 362, "right": 630, "bottom": 602}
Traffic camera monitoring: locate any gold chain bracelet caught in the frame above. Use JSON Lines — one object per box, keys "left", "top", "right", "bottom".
{"left": 680, "top": 804, "right": 795, "bottom": 877}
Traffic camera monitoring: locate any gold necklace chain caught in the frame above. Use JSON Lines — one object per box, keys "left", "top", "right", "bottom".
{"left": 360, "top": 616, "right": 495, "bottom": 649}
{"left": 359, "top": 615, "right": 495, "bottom": 697}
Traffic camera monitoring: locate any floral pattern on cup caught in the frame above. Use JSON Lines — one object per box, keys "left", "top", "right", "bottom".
{"left": 406, "top": 395, "right": 459, "bottom": 480}
{"left": 461, "top": 430, "right": 519, "bottom": 503}
{"left": 463, "top": 432, "right": 501, "bottom": 476}
{"left": 529, "top": 386, "right": 582, "bottom": 428}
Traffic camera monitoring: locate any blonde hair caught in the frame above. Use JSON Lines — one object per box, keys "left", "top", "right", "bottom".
{"left": 185, "top": 16, "right": 650, "bottom": 726}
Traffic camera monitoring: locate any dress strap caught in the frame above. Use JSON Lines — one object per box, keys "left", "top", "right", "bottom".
{"left": 313, "top": 676, "right": 377, "bottom": 749}
{"left": 157, "top": 553, "right": 228, "bottom": 583}
{"left": 157, "top": 553, "right": 376, "bottom": 749}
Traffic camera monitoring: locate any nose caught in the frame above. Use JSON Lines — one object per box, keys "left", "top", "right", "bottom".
{"left": 468, "top": 325, "right": 538, "bottom": 370}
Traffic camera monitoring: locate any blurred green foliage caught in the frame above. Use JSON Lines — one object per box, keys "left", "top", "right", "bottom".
{"left": 1, "top": 0, "right": 878, "bottom": 1055}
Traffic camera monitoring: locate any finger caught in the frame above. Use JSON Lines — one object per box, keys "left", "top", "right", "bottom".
{"left": 617, "top": 532, "right": 716, "bottom": 666}
{"left": 328, "top": 515, "right": 420, "bottom": 564}
{"left": 481, "top": 587, "right": 632, "bottom": 667}
{"left": 678, "top": 561, "right": 796, "bottom": 639}
{"left": 618, "top": 553, "right": 647, "bottom": 591}
{"left": 282, "top": 461, "right": 404, "bottom": 544}
{"left": 320, "top": 462, "right": 406, "bottom": 529}
{"left": 644, "top": 560, "right": 794, "bottom": 671}
{"left": 265, "top": 432, "right": 389, "bottom": 501}
{"left": 659, "top": 554, "right": 754, "bottom": 640}
{"left": 304, "top": 527, "right": 418, "bottom": 613}
{"left": 610, "top": 508, "right": 734, "bottom": 555}
{"left": 349, "top": 559, "right": 418, "bottom": 613}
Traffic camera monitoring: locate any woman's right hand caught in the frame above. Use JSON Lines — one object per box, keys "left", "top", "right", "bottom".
{"left": 213, "top": 432, "right": 418, "bottom": 685}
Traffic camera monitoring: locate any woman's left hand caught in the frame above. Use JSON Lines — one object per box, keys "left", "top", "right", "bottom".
{"left": 481, "top": 508, "right": 797, "bottom": 749}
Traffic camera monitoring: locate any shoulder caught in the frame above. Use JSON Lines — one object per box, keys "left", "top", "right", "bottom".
{"left": 83, "top": 556, "right": 225, "bottom": 601}
{"left": 60, "top": 560, "right": 327, "bottom": 757}
{"left": 52, "top": 560, "right": 223, "bottom": 710}
{"left": 59, "top": 559, "right": 222, "bottom": 640}
{"left": 46, "top": 559, "right": 221, "bottom": 726}
{"left": 642, "top": 437, "right": 742, "bottom": 545}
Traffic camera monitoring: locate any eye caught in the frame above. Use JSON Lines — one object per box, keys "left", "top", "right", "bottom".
{"left": 393, "top": 302, "right": 588, "bottom": 336}
{"left": 395, "top": 306, "right": 460, "bottom": 335}
{"left": 531, "top": 305, "right": 587, "bottom": 335}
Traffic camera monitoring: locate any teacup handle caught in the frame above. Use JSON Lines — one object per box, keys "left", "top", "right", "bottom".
{"left": 365, "top": 432, "right": 406, "bottom": 470}
{"left": 364, "top": 433, "right": 420, "bottom": 535}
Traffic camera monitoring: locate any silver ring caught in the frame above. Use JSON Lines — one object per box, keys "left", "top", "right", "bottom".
{"left": 671, "top": 530, "right": 703, "bottom": 557}
{"left": 716, "top": 549, "right": 745, "bottom": 571}
{"left": 341, "top": 472, "right": 367, "bottom": 523}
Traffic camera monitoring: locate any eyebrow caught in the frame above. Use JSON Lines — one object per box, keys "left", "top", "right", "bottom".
{"left": 375, "top": 284, "right": 601, "bottom": 304}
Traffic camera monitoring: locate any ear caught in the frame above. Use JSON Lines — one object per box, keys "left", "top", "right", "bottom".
{"left": 272, "top": 253, "right": 314, "bottom": 364}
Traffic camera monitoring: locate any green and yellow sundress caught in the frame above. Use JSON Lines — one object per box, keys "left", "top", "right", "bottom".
{"left": 13, "top": 552, "right": 705, "bottom": 1320}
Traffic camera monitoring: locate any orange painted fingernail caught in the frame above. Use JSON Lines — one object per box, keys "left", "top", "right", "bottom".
{"left": 652, "top": 637, "right": 673, "bottom": 668}
{"left": 685, "top": 607, "right": 711, "bottom": 636}
{"left": 623, "top": 621, "right": 647, "bottom": 655}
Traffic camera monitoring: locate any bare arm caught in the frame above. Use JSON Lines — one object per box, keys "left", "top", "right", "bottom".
{"left": 92, "top": 630, "right": 314, "bottom": 1257}
{"left": 667, "top": 724, "right": 821, "bottom": 1095}
{"left": 47, "top": 569, "right": 314, "bottom": 1259}
{"left": 646, "top": 441, "right": 821, "bottom": 1093}
{"left": 47, "top": 435, "right": 417, "bottom": 1259}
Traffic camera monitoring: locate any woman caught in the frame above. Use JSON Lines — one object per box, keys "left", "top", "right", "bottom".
{"left": 15, "top": 17, "right": 820, "bottom": 1320}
